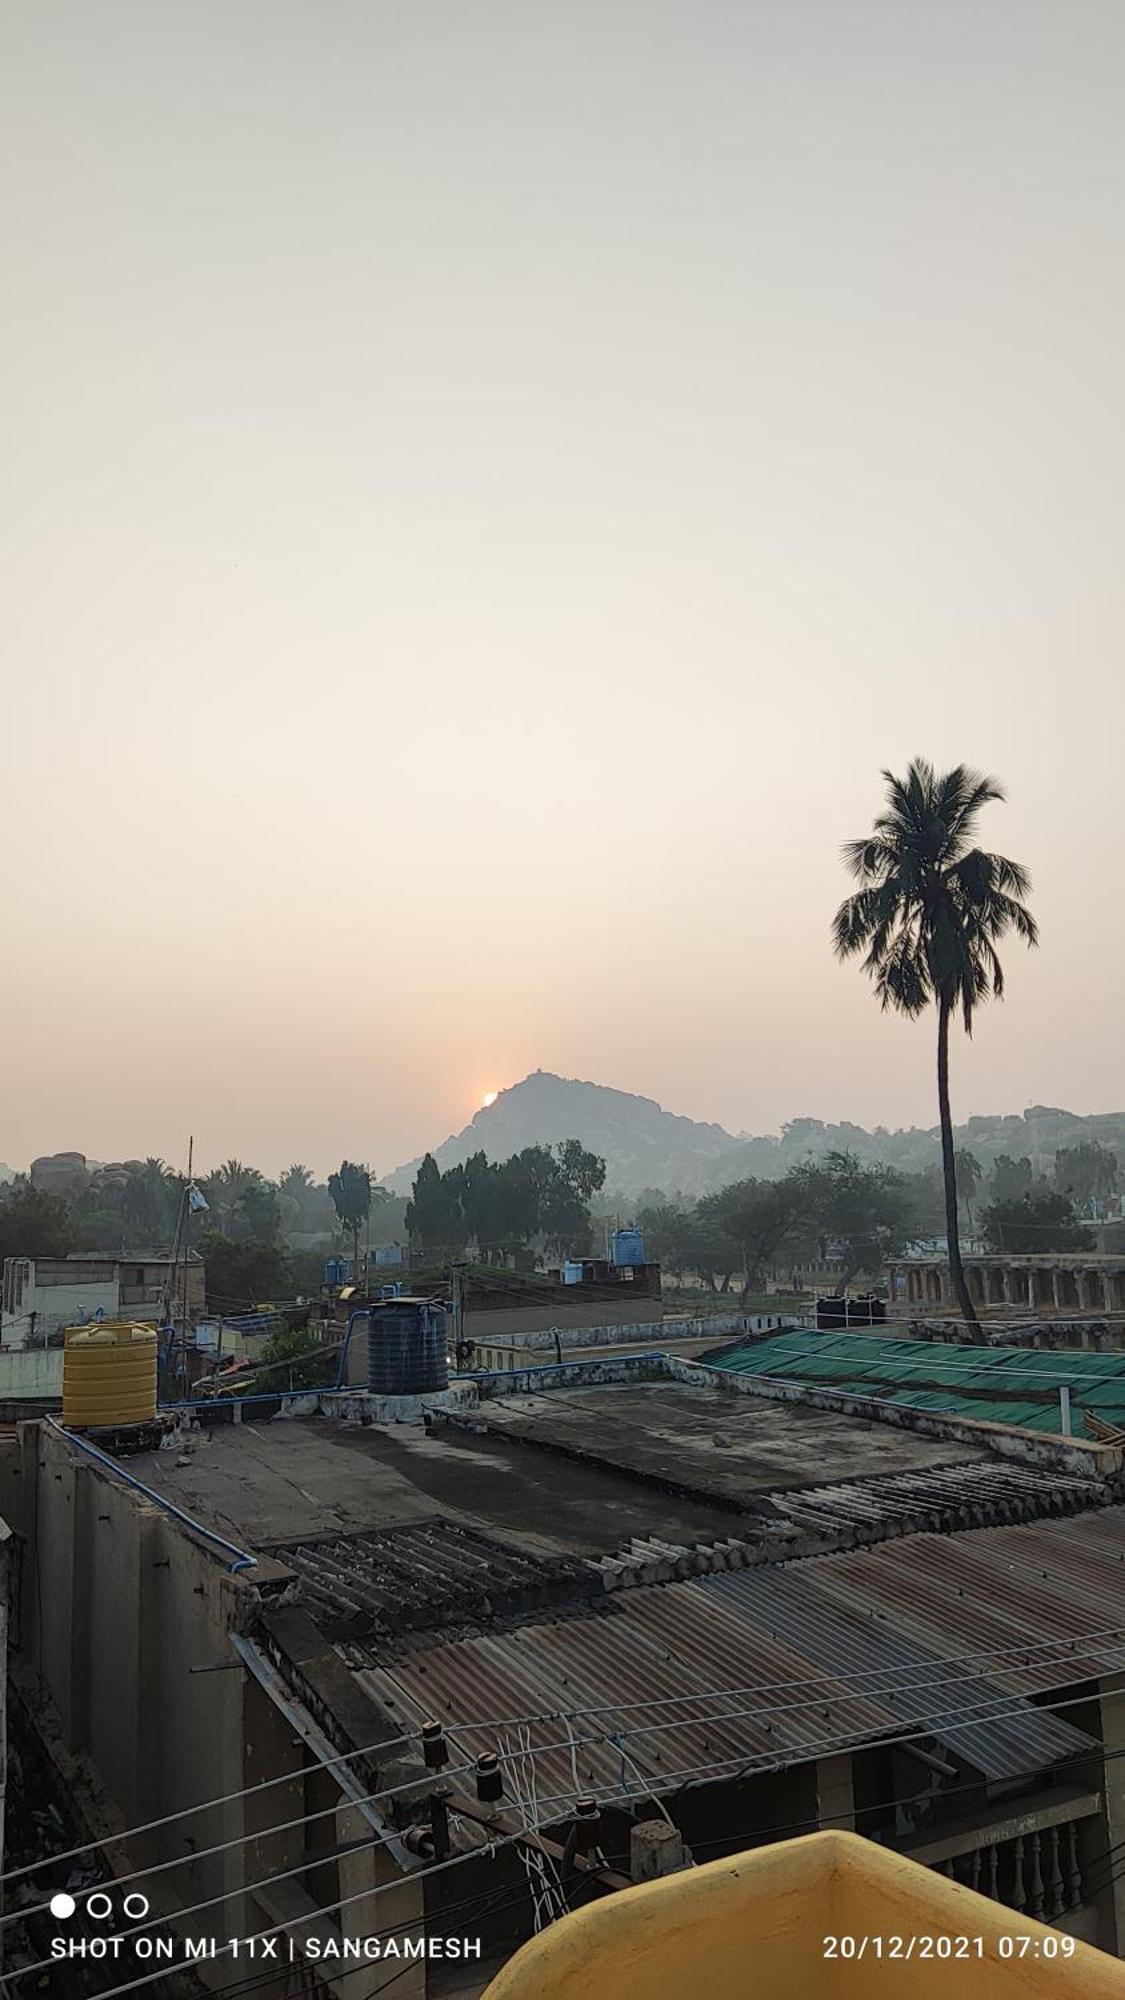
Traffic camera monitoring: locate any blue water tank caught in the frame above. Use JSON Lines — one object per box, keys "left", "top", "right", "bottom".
{"left": 611, "top": 1229, "right": 645, "bottom": 1268}
{"left": 562, "top": 1261, "right": 584, "bottom": 1285}
{"left": 367, "top": 1299, "right": 448, "bottom": 1395}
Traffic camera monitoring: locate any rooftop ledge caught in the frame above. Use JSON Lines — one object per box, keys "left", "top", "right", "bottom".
{"left": 482, "top": 1830, "right": 1125, "bottom": 1999}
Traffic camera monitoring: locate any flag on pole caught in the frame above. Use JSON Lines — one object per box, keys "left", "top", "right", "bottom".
{"left": 187, "top": 1183, "right": 209, "bottom": 1213}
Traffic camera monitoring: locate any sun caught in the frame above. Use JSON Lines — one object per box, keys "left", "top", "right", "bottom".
{"left": 481, "top": 1090, "right": 498, "bottom": 1108}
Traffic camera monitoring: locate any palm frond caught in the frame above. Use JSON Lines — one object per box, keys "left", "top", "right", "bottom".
{"left": 836, "top": 761, "right": 1036, "bottom": 1036}
{"left": 875, "top": 933, "right": 930, "bottom": 1017}
{"left": 935, "top": 767, "right": 1006, "bottom": 853}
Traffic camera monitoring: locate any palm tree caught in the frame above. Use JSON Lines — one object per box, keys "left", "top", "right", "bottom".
{"left": 833, "top": 761, "right": 1038, "bottom": 1340}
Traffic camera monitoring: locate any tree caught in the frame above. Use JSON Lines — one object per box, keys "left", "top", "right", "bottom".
{"left": 537, "top": 1140, "right": 606, "bottom": 1256}
{"left": 989, "top": 1154, "right": 1034, "bottom": 1205}
{"left": 981, "top": 1191, "right": 1088, "bottom": 1255}
{"left": 1053, "top": 1142, "right": 1119, "bottom": 1212}
{"left": 898, "top": 1165, "right": 949, "bottom": 1240}
{"left": 460, "top": 1152, "right": 515, "bottom": 1261}
{"left": 405, "top": 1155, "right": 466, "bottom": 1260}
{"left": 328, "top": 1161, "right": 372, "bottom": 1270}
{"left": 672, "top": 1208, "right": 741, "bottom": 1293}
{"left": 833, "top": 761, "right": 1038, "bottom": 1341}
{"left": 700, "top": 1179, "right": 803, "bottom": 1304}
{"left": 238, "top": 1178, "right": 282, "bottom": 1243}
{"left": 954, "top": 1149, "right": 983, "bottom": 1229}
{"left": 199, "top": 1160, "right": 258, "bottom": 1234}
{"left": 199, "top": 1232, "right": 294, "bottom": 1311}
{"left": 788, "top": 1152, "right": 915, "bottom": 1286}
{"left": 255, "top": 1323, "right": 328, "bottom": 1391}
{"left": 635, "top": 1200, "right": 692, "bottom": 1278}
{"left": 0, "top": 1181, "right": 74, "bottom": 1262}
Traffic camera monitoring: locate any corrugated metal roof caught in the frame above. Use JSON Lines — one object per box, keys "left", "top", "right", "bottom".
{"left": 708, "top": 1329, "right": 1125, "bottom": 1435}
{"left": 356, "top": 1508, "right": 1123, "bottom": 1809}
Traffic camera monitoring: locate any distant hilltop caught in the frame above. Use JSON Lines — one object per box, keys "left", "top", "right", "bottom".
{"left": 381, "top": 1070, "right": 740, "bottom": 1197}
{"left": 382, "top": 1072, "right": 1125, "bottom": 1200}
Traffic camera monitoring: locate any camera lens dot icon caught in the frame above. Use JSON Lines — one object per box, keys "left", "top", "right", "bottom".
{"left": 50, "top": 1893, "right": 76, "bottom": 1921}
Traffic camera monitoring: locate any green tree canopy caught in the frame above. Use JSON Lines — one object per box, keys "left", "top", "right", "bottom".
{"left": 788, "top": 1152, "right": 915, "bottom": 1285}
{"left": 700, "top": 1179, "right": 804, "bottom": 1304}
{"left": 405, "top": 1155, "right": 466, "bottom": 1259}
{"left": 328, "top": 1160, "right": 372, "bottom": 1267}
{"left": 199, "top": 1233, "right": 294, "bottom": 1312}
{"left": 0, "top": 1182, "right": 74, "bottom": 1262}
{"left": 1053, "top": 1142, "right": 1119, "bottom": 1209}
{"left": 980, "top": 1191, "right": 1087, "bottom": 1255}
{"left": 989, "top": 1154, "right": 1034, "bottom": 1205}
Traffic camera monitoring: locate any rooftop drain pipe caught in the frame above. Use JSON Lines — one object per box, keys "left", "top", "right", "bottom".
{"left": 46, "top": 1417, "right": 257, "bottom": 1575}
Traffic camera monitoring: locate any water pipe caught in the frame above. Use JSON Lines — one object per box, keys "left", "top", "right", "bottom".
{"left": 46, "top": 1417, "right": 257, "bottom": 1574}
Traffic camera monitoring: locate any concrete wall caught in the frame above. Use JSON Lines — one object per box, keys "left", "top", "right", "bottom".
{"left": 1, "top": 1273, "right": 119, "bottom": 1346}
{"left": 465, "top": 1295, "right": 665, "bottom": 1340}
{"left": 468, "top": 1312, "right": 797, "bottom": 1373}
{"left": 0, "top": 1349, "right": 63, "bottom": 1399}
{"left": 13, "top": 1423, "right": 262, "bottom": 1938}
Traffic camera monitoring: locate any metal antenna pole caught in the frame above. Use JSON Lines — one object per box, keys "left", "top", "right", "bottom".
{"left": 180, "top": 1136, "right": 193, "bottom": 1402}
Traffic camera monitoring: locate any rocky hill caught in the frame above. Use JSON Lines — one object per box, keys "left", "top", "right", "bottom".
{"left": 382, "top": 1070, "right": 740, "bottom": 1197}
{"left": 383, "top": 1075, "right": 1125, "bottom": 1201}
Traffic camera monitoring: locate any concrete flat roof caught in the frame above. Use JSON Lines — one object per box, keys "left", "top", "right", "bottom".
{"left": 471, "top": 1383, "right": 987, "bottom": 1500}
{"left": 123, "top": 1409, "right": 762, "bottom": 1560}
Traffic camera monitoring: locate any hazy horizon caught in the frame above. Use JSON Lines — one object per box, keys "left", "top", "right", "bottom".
{"left": 6, "top": 1067, "right": 1125, "bottom": 1188}
{"left": 6, "top": 2, "right": 1123, "bottom": 1181}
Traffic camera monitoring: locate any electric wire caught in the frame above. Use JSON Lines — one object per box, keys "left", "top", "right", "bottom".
{"left": 14, "top": 1670, "right": 1125, "bottom": 1991}
{"left": 7, "top": 1618, "right": 1125, "bottom": 1898}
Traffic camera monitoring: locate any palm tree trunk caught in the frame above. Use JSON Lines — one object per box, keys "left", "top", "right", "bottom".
{"left": 937, "top": 997, "right": 984, "bottom": 1343}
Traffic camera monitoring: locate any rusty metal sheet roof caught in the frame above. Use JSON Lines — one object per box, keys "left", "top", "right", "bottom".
{"left": 356, "top": 1508, "right": 1122, "bottom": 1808}
{"left": 359, "top": 1596, "right": 899, "bottom": 1808}
{"left": 697, "top": 1565, "right": 1097, "bottom": 1783}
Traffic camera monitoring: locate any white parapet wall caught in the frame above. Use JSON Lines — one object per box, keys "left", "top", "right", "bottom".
{"left": 464, "top": 1311, "right": 799, "bottom": 1371}
{"left": 0, "top": 1348, "right": 64, "bottom": 1399}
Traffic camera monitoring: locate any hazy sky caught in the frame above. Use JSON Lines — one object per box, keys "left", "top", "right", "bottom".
{"left": 4, "top": 1, "right": 1123, "bottom": 1179}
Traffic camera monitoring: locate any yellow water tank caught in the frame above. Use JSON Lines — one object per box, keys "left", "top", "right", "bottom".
{"left": 62, "top": 1322, "right": 159, "bottom": 1429}
{"left": 483, "top": 1830, "right": 1125, "bottom": 1999}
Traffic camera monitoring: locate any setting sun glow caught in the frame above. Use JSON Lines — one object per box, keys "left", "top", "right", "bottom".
{"left": 481, "top": 1091, "right": 498, "bottom": 1108}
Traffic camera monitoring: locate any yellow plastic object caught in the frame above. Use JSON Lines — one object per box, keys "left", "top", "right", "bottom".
{"left": 61, "top": 1321, "right": 159, "bottom": 1428}
{"left": 482, "top": 1830, "right": 1125, "bottom": 1999}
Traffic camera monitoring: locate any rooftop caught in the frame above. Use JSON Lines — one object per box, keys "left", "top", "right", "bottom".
{"left": 359, "top": 1506, "right": 1122, "bottom": 1802}
{"left": 708, "top": 1328, "right": 1125, "bottom": 1436}
{"left": 122, "top": 1373, "right": 1110, "bottom": 1588}
{"left": 123, "top": 1404, "right": 762, "bottom": 1562}
{"left": 82, "top": 1373, "right": 1125, "bottom": 1823}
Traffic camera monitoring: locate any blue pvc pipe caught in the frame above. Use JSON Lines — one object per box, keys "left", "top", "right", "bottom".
{"left": 159, "top": 1388, "right": 323, "bottom": 1411}
{"left": 47, "top": 1417, "right": 257, "bottom": 1574}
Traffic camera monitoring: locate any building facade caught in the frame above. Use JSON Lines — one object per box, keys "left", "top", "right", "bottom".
{"left": 887, "top": 1254, "right": 1125, "bottom": 1319}
{"left": 0, "top": 1252, "right": 205, "bottom": 1346}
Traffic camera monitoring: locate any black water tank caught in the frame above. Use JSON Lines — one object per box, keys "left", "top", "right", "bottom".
{"left": 817, "top": 1296, "right": 847, "bottom": 1330}
{"left": 367, "top": 1299, "right": 449, "bottom": 1395}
